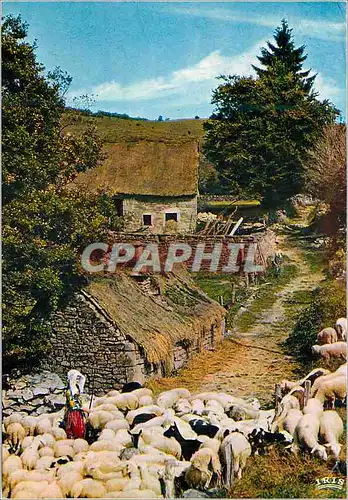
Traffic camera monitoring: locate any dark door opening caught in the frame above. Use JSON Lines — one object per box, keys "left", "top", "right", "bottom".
{"left": 114, "top": 198, "right": 124, "bottom": 216}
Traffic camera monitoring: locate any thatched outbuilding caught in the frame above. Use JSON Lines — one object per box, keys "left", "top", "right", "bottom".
{"left": 75, "top": 140, "right": 199, "bottom": 234}
{"left": 44, "top": 268, "right": 225, "bottom": 393}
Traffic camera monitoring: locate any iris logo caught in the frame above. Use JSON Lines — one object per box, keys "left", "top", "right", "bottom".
{"left": 314, "top": 477, "right": 345, "bottom": 491}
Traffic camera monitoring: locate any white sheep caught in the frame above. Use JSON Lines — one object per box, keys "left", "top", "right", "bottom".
{"left": 40, "top": 480, "right": 64, "bottom": 498}
{"left": 20, "top": 436, "right": 42, "bottom": 470}
{"left": 317, "top": 327, "right": 338, "bottom": 345}
{"left": 57, "top": 470, "right": 84, "bottom": 497}
{"left": 73, "top": 438, "right": 89, "bottom": 454}
{"left": 292, "top": 414, "right": 327, "bottom": 460}
{"left": 35, "top": 455, "right": 55, "bottom": 470}
{"left": 51, "top": 426, "right": 67, "bottom": 440}
{"left": 311, "top": 364, "right": 346, "bottom": 395}
{"left": 312, "top": 342, "right": 347, "bottom": 361}
{"left": 126, "top": 405, "right": 163, "bottom": 424}
{"left": 21, "top": 416, "right": 37, "bottom": 437}
{"left": 319, "top": 410, "right": 344, "bottom": 459}
{"left": 280, "top": 368, "right": 331, "bottom": 394}
{"left": 282, "top": 409, "right": 303, "bottom": 436}
{"left": 315, "top": 376, "right": 346, "bottom": 408}
{"left": 53, "top": 441, "right": 75, "bottom": 458}
{"left": 271, "top": 394, "right": 300, "bottom": 432}
{"left": 157, "top": 388, "right": 191, "bottom": 409}
{"left": 335, "top": 317, "right": 347, "bottom": 340}
{"left": 2, "top": 444, "right": 10, "bottom": 462}
{"left": 38, "top": 432, "right": 56, "bottom": 448}
{"left": 173, "top": 398, "right": 192, "bottom": 415}
{"left": 88, "top": 410, "right": 117, "bottom": 429}
{"left": 107, "top": 393, "right": 139, "bottom": 411}
{"left": 138, "top": 395, "right": 154, "bottom": 407}
{"left": 139, "top": 429, "right": 181, "bottom": 459}
{"left": 185, "top": 447, "right": 220, "bottom": 490}
{"left": 11, "top": 479, "right": 50, "bottom": 499}
{"left": 35, "top": 417, "right": 52, "bottom": 435}
{"left": 6, "top": 422, "right": 26, "bottom": 449}
{"left": 191, "top": 399, "right": 205, "bottom": 415}
{"left": 38, "top": 446, "right": 54, "bottom": 457}
{"left": 220, "top": 431, "right": 251, "bottom": 486}
{"left": 303, "top": 398, "right": 324, "bottom": 415}
{"left": 105, "top": 418, "right": 130, "bottom": 432}
{"left": 21, "top": 436, "right": 35, "bottom": 450}
{"left": 71, "top": 477, "right": 108, "bottom": 498}
{"left": 7, "top": 469, "right": 54, "bottom": 494}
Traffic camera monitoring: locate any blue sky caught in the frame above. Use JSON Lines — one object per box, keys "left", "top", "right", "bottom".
{"left": 3, "top": 1, "right": 346, "bottom": 120}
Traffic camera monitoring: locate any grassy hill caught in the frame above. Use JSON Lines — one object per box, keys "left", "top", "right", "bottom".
{"left": 66, "top": 113, "right": 206, "bottom": 146}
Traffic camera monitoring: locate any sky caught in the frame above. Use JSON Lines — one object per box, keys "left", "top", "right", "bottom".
{"left": 3, "top": 1, "right": 347, "bottom": 120}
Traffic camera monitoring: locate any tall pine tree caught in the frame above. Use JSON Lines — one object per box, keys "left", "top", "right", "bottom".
{"left": 252, "top": 19, "right": 316, "bottom": 93}
{"left": 203, "top": 19, "right": 338, "bottom": 205}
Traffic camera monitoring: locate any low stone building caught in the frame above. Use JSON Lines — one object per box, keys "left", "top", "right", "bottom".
{"left": 75, "top": 140, "right": 199, "bottom": 234}
{"left": 43, "top": 268, "right": 225, "bottom": 394}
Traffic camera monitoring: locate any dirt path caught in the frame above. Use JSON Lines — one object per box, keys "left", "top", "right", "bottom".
{"left": 196, "top": 234, "right": 324, "bottom": 405}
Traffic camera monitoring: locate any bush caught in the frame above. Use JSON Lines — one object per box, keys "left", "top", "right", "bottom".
{"left": 284, "top": 280, "right": 346, "bottom": 365}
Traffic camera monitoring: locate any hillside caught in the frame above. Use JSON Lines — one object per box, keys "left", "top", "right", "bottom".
{"left": 65, "top": 113, "right": 206, "bottom": 146}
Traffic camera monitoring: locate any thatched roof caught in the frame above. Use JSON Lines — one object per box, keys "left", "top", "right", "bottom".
{"left": 75, "top": 141, "right": 199, "bottom": 197}
{"left": 85, "top": 270, "right": 225, "bottom": 365}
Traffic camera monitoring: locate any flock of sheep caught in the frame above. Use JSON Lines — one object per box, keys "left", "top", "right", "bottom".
{"left": 2, "top": 319, "right": 347, "bottom": 499}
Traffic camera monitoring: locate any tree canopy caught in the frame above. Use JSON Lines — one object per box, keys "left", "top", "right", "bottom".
{"left": 2, "top": 15, "right": 118, "bottom": 372}
{"left": 203, "top": 20, "right": 338, "bottom": 206}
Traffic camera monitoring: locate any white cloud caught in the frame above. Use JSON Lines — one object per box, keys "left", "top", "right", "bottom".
{"left": 68, "top": 42, "right": 342, "bottom": 110}
{"left": 68, "top": 42, "right": 262, "bottom": 104}
{"left": 314, "top": 72, "right": 343, "bottom": 101}
{"left": 167, "top": 7, "right": 346, "bottom": 42}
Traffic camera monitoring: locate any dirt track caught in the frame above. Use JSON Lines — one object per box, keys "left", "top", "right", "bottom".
{"left": 197, "top": 234, "right": 324, "bottom": 405}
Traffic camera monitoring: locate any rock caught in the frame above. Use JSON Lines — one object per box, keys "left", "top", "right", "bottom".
{"left": 6, "top": 389, "right": 26, "bottom": 400}
{"left": 13, "top": 380, "right": 28, "bottom": 390}
{"left": 35, "top": 406, "right": 51, "bottom": 415}
{"left": 32, "top": 386, "right": 50, "bottom": 396}
{"left": 30, "top": 397, "right": 45, "bottom": 407}
{"left": 183, "top": 490, "right": 210, "bottom": 498}
{"left": 21, "top": 388, "right": 34, "bottom": 401}
{"left": 44, "top": 394, "right": 66, "bottom": 411}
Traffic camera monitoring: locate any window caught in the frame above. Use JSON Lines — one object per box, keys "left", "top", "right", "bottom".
{"left": 143, "top": 214, "right": 152, "bottom": 226}
{"left": 165, "top": 212, "right": 178, "bottom": 222}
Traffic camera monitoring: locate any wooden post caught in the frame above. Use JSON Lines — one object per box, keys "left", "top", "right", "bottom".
{"left": 274, "top": 384, "right": 282, "bottom": 413}
{"left": 303, "top": 380, "right": 311, "bottom": 408}
{"left": 245, "top": 272, "right": 249, "bottom": 289}
{"left": 219, "top": 295, "right": 224, "bottom": 307}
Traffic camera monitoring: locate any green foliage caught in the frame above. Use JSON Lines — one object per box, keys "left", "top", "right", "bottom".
{"left": 284, "top": 280, "right": 346, "bottom": 365}
{"left": 198, "top": 154, "right": 220, "bottom": 194}
{"left": 2, "top": 15, "right": 118, "bottom": 371}
{"left": 203, "top": 20, "right": 338, "bottom": 205}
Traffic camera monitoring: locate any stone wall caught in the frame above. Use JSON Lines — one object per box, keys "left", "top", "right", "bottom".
{"left": 122, "top": 195, "right": 197, "bottom": 234}
{"left": 43, "top": 293, "right": 223, "bottom": 395}
{"left": 42, "top": 294, "right": 142, "bottom": 394}
{"left": 106, "top": 229, "right": 276, "bottom": 274}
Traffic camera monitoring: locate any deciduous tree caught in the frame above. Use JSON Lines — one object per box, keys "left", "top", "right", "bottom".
{"left": 2, "top": 15, "right": 117, "bottom": 371}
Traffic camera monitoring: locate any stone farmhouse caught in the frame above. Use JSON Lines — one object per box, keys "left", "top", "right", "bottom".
{"left": 75, "top": 140, "right": 199, "bottom": 234}
{"left": 44, "top": 268, "right": 225, "bottom": 394}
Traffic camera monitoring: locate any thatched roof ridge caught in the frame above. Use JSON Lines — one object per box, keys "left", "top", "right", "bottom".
{"left": 75, "top": 140, "right": 198, "bottom": 197}
{"left": 85, "top": 271, "right": 225, "bottom": 364}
